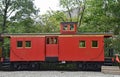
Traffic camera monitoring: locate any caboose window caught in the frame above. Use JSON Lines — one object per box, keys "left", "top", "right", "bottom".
{"left": 47, "top": 38, "right": 49, "bottom": 44}
{"left": 25, "top": 41, "right": 31, "bottom": 47}
{"left": 79, "top": 41, "right": 86, "bottom": 47}
{"left": 92, "top": 41, "right": 98, "bottom": 47}
{"left": 46, "top": 37, "right": 58, "bottom": 44}
{"left": 17, "top": 41, "right": 23, "bottom": 47}
{"left": 53, "top": 37, "right": 57, "bottom": 44}
{"left": 63, "top": 25, "right": 68, "bottom": 30}
{"left": 70, "top": 24, "right": 74, "bottom": 30}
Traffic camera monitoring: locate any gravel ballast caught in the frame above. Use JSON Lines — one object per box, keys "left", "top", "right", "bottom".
{"left": 0, "top": 71, "right": 119, "bottom": 77}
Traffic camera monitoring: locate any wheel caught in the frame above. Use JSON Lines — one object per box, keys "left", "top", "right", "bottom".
{"left": 29, "top": 62, "right": 40, "bottom": 70}
{"left": 13, "top": 63, "right": 21, "bottom": 70}
{"left": 76, "top": 63, "right": 82, "bottom": 71}
{"left": 82, "top": 64, "right": 86, "bottom": 71}
{"left": 77, "top": 62, "right": 87, "bottom": 71}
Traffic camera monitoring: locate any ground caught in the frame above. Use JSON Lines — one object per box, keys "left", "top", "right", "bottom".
{"left": 0, "top": 71, "right": 119, "bottom": 77}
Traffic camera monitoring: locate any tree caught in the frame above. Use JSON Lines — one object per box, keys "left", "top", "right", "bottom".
{"left": 7, "top": 17, "right": 36, "bottom": 33}
{"left": 112, "top": 35, "right": 120, "bottom": 54}
{"left": 79, "top": 0, "right": 120, "bottom": 34}
{"left": 37, "top": 11, "right": 67, "bottom": 33}
{"left": 78, "top": 0, "right": 112, "bottom": 32}
{"left": 79, "top": 0, "right": 120, "bottom": 55}
{"left": 59, "top": 0, "right": 85, "bottom": 27}
{"left": 0, "top": 0, "right": 39, "bottom": 33}
{"left": 106, "top": 0, "right": 120, "bottom": 35}
{"left": 0, "top": 0, "right": 39, "bottom": 58}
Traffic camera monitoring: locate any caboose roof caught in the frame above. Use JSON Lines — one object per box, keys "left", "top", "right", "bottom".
{"left": 1, "top": 32, "right": 113, "bottom": 38}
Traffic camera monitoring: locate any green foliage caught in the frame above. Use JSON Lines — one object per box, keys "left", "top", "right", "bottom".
{"left": 0, "top": 0, "right": 39, "bottom": 33}
{"left": 107, "top": 0, "right": 120, "bottom": 35}
{"left": 9, "top": 0, "right": 39, "bottom": 22}
{"left": 2, "top": 16, "right": 39, "bottom": 33}
{"left": 80, "top": 0, "right": 120, "bottom": 34}
{"left": 60, "top": 0, "right": 82, "bottom": 9}
{"left": 0, "top": 42, "right": 2, "bottom": 47}
{"left": 104, "top": 38, "right": 113, "bottom": 56}
{"left": 37, "top": 11, "right": 67, "bottom": 33}
{"left": 3, "top": 38, "right": 10, "bottom": 58}
{"left": 0, "top": 16, "right": 2, "bottom": 32}
{"left": 112, "top": 35, "right": 120, "bottom": 54}
{"left": 59, "top": 0, "right": 83, "bottom": 24}
{"left": 80, "top": 0, "right": 109, "bottom": 32}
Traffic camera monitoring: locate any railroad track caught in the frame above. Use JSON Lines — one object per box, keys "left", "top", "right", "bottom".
{"left": 102, "top": 66, "right": 120, "bottom": 75}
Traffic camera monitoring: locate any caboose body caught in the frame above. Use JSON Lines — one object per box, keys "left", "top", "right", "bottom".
{"left": 0, "top": 22, "right": 113, "bottom": 70}
{"left": 10, "top": 34, "right": 105, "bottom": 62}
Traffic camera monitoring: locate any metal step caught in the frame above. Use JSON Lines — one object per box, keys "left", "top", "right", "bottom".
{"left": 104, "top": 57, "right": 113, "bottom": 66}
{"left": 104, "top": 62, "right": 113, "bottom": 66}
{"left": 1, "top": 62, "right": 11, "bottom": 70}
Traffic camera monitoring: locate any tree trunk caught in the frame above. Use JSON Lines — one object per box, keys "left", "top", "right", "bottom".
{"left": 2, "top": 0, "right": 10, "bottom": 33}
{"left": 77, "top": 0, "right": 86, "bottom": 27}
{"left": 2, "top": 0, "right": 10, "bottom": 60}
{"left": 66, "top": 6, "right": 72, "bottom": 22}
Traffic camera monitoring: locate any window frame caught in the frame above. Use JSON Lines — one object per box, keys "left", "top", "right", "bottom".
{"left": 46, "top": 37, "right": 58, "bottom": 44}
{"left": 91, "top": 40, "right": 98, "bottom": 48}
{"left": 79, "top": 40, "right": 86, "bottom": 48}
{"left": 63, "top": 24, "right": 68, "bottom": 31}
{"left": 25, "top": 41, "right": 31, "bottom": 48}
{"left": 17, "top": 41, "right": 23, "bottom": 48}
{"left": 69, "top": 24, "right": 75, "bottom": 31}
{"left": 53, "top": 37, "right": 58, "bottom": 44}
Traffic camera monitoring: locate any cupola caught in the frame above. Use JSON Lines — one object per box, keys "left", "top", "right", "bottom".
{"left": 60, "top": 22, "right": 77, "bottom": 34}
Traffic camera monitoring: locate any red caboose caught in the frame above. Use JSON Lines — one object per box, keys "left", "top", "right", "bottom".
{"left": 1, "top": 22, "right": 112, "bottom": 70}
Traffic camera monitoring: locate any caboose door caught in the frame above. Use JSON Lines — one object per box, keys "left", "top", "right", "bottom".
{"left": 45, "top": 36, "right": 58, "bottom": 61}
